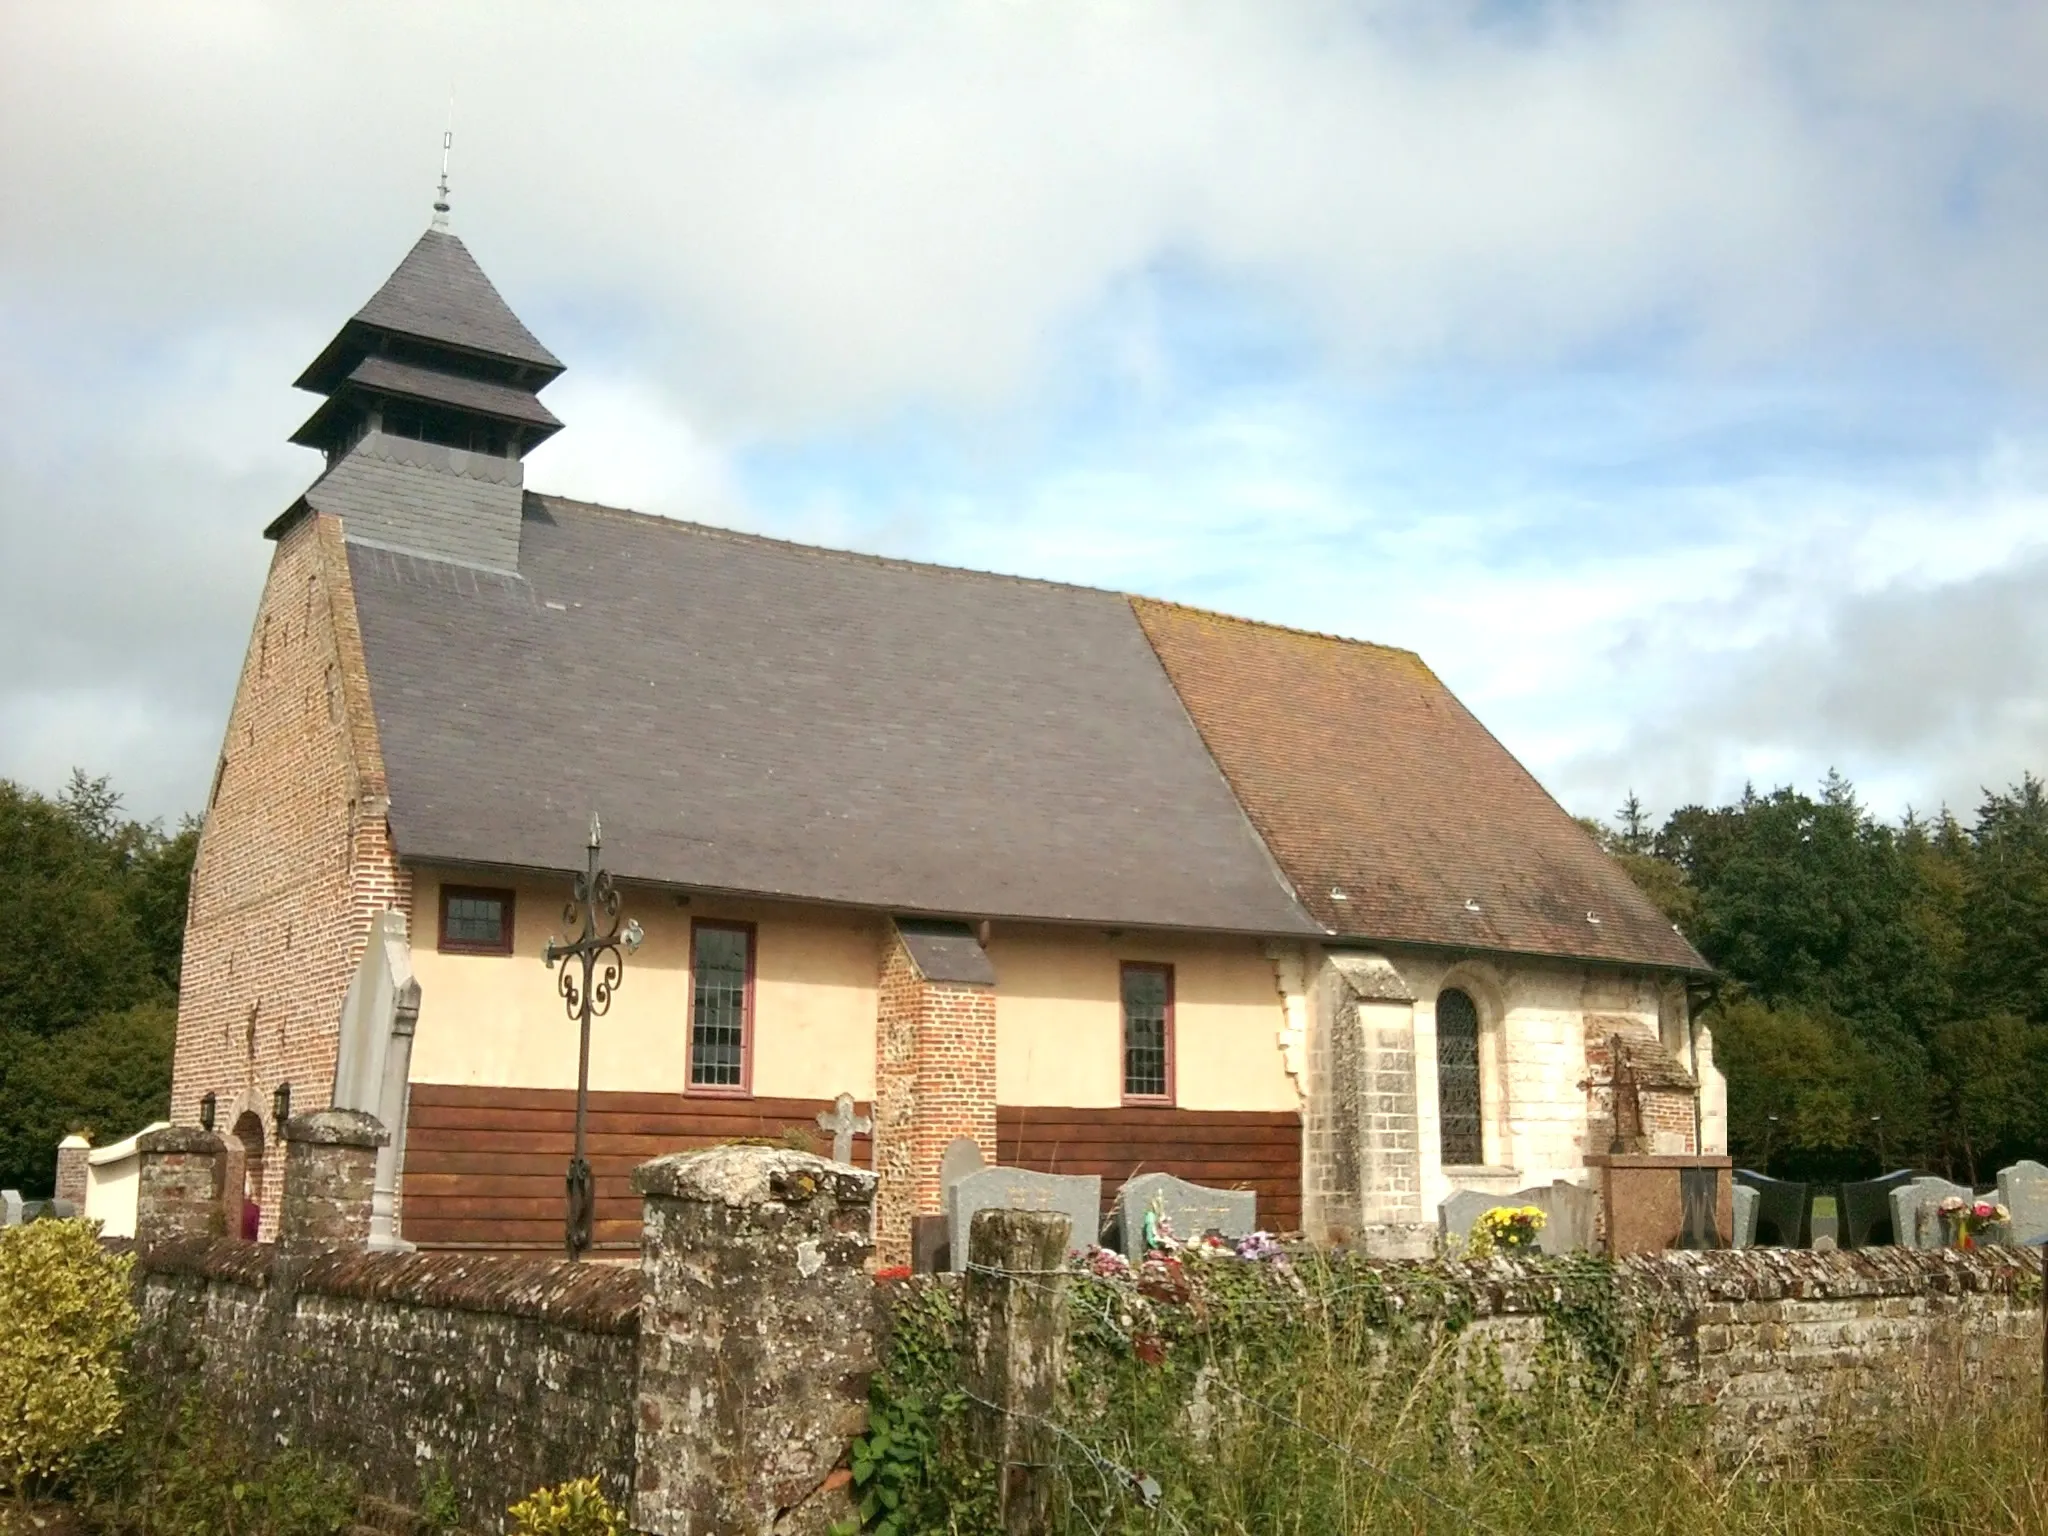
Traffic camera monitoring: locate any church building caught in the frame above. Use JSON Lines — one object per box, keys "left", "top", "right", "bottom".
{"left": 170, "top": 204, "right": 1723, "bottom": 1262}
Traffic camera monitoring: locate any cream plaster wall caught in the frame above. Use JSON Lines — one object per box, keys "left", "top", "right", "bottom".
{"left": 991, "top": 926, "right": 1297, "bottom": 1111}
{"left": 407, "top": 872, "right": 878, "bottom": 1100}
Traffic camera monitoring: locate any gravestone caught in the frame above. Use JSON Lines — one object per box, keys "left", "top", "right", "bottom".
{"left": 1533, "top": 1181, "right": 1599, "bottom": 1255}
{"left": 1998, "top": 1161, "right": 2048, "bottom": 1247}
{"left": 1116, "top": 1173, "right": 1255, "bottom": 1260}
{"left": 1839, "top": 1170, "right": 1925, "bottom": 1248}
{"left": 1731, "top": 1184, "right": 1758, "bottom": 1248}
{"left": 948, "top": 1167, "right": 1099, "bottom": 1274}
{"left": 1679, "top": 1167, "right": 1725, "bottom": 1248}
{"left": 1890, "top": 1177, "right": 1970, "bottom": 1250}
{"left": 1437, "top": 1183, "right": 1595, "bottom": 1255}
{"left": 940, "top": 1137, "right": 984, "bottom": 1196}
{"left": 0, "top": 1190, "right": 20, "bottom": 1227}
{"left": 1734, "top": 1170, "right": 1808, "bottom": 1247}
{"left": 1438, "top": 1189, "right": 1507, "bottom": 1248}
{"left": 1807, "top": 1195, "right": 1839, "bottom": 1250}
{"left": 814, "top": 1093, "right": 872, "bottom": 1167}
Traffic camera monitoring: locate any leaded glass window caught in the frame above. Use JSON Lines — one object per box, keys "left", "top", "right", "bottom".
{"left": 1436, "top": 987, "right": 1483, "bottom": 1165}
{"left": 1121, "top": 963, "right": 1173, "bottom": 1102}
{"left": 439, "top": 887, "right": 512, "bottom": 954}
{"left": 690, "top": 924, "right": 751, "bottom": 1090}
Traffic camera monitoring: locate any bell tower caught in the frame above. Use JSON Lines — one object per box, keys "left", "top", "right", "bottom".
{"left": 267, "top": 176, "right": 563, "bottom": 574}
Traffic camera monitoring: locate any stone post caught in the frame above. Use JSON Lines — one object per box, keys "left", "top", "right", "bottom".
{"left": 54, "top": 1133, "right": 91, "bottom": 1212}
{"left": 280, "top": 1109, "right": 387, "bottom": 1250}
{"left": 630, "top": 1145, "right": 879, "bottom": 1536}
{"left": 135, "top": 1126, "right": 225, "bottom": 1247}
{"left": 963, "top": 1208, "right": 1071, "bottom": 1536}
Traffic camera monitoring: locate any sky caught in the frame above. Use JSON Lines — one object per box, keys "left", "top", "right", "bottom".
{"left": 3, "top": 2, "right": 2046, "bottom": 832}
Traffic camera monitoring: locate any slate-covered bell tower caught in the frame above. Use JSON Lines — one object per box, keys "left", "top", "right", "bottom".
{"left": 266, "top": 195, "right": 562, "bottom": 575}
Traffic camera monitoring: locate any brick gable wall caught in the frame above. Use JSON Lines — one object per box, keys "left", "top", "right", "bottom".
{"left": 172, "top": 514, "right": 411, "bottom": 1237}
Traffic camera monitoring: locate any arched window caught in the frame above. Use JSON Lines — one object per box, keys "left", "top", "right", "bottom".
{"left": 1437, "top": 988, "right": 1483, "bottom": 1165}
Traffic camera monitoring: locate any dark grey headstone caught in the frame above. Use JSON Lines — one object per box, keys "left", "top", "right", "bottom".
{"left": 1839, "top": 1170, "right": 1924, "bottom": 1248}
{"left": 1679, "top": 1167, "right": 1724, "bottom": 1249}
{"left": 911, "top": 1214, "right": 949, "bottom": 1275}
{"left": 1998, "top": 1161, "right": 2048, "bottom": 1247}
{"left": 1734, "top": 1170, "right": 1808, "bottom": 1248}
{"left": 1117, "top": 1173, "right": 1255, "bottom": 1260}
{"left": 1731, "top": 1185, "right": 1758, "bottom": 1249}
{"left": 948, "top": 1167, "right": 1100, "bottom": 1273}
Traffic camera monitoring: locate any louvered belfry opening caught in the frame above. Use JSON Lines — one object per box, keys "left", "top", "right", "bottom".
{"left": 1436, "top": 987, "right": 1484, "bottom": 1165}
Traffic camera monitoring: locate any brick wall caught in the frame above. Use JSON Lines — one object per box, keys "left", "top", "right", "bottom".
{"left": 873, "top": 928, "right": 997, "bottom": 1265}
{"left": 172, "top": 514, "right": 411, "bottom": 1239}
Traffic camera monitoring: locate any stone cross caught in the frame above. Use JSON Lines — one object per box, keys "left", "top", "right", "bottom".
{"left": 815, "top": 1093, "right": 873, "bottom": 1167}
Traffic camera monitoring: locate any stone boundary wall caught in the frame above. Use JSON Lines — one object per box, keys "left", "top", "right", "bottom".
{"left": 125, "top": 1238, "right": 638, "bottom": 1530}
{"left": 121, "top": 1219, "right": 2044, "bottom": 1530}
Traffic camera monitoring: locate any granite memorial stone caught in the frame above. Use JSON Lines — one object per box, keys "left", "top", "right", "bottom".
{"left": 1731, "top": 1184, "right": 1758, "bottom": 1249}
{"left": 1735, "top": 1171, "right": 1808, "bottom": 1247}
{"left": 1839, "top": 1170, "right": 1925, "bottom": 1248}
{"left": 948, "top": 1167, "right": 1100, "bottom": 1273}
{"left": 0, "top": 1190, "right": 20, "bottom": 1227}
{"left": 1998, "top": 1161, "right": 2048, "bottom": 1247}
{"left": 1890, "top": 1177, "right": 1970, "bottom": 1250}
{"left": 1116, "top": 1172, "right": 1255, "bottom": 1260}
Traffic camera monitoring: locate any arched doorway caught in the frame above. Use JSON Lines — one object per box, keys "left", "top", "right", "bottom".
{"left": 228, "top": 1111, "right": 265, "bottom": 1241}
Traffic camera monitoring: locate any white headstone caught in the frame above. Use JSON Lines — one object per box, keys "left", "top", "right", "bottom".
{"left": 1998, "top": 1161, "right": 2048, "bottom": 1247}
{"left": 948, "top": 1166, "right": 1099, "bottom": 1273}
{"left": 1117, "top": 1173, "right": 1255, "bottom": 1259}
{"left": 0, "top": 1190, "right": 21, "bottom": 1227}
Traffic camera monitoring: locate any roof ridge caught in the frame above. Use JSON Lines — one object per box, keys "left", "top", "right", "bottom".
{"left": 525, "top": 492, "right": 1422, "bottom": 660}
{"left": 1129, "top": 593, "right": 1432, "bottom": 670}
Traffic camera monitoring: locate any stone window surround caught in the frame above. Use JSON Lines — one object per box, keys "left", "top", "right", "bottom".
{"left": 686, "top": 918, "right": 756, "bottom": 1098}
{"left": 437, "top": 883, "right": 515, "bottom": 956}
{"left": 1118, "top": 960, "right": 1176, "bottom": 1106}
{"left": 1423, "top": 962, "right": 1513, "bottom": 1175}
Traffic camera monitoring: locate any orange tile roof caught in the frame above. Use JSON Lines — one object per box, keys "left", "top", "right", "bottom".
{"left": 1131, "top": 598, "right": 1707, "bottom": 972}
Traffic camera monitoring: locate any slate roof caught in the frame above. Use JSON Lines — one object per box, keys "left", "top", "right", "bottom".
{"left": 294, "top": 229, "right": 563, "bottom": 392}
{"left": 337, "top": 491, "right": 1706, "bottom": 971}
{"left": 1130, "top": 600, "right": 1708, "bottom": 972}
{"left": 292, "top": 435, "right": 526, "bottom": 575}
{"left": 289, "top": 358, "right": 561, "bottom": 453}
{"left": 346, "top": 498, "right": 1319, "bottom": 936}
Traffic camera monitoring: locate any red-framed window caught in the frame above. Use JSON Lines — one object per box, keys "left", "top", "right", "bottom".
{"left": 1120, "top": 962, "right": 1175, "bottom": 1105}
{"left": 438, "top": 885, "right": 515, "bottom": 955}
{"left": 688, "top": 919, "right": 755, "bottom": 1095}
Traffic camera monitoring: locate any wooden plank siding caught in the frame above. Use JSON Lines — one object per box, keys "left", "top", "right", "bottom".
{"left": 400, "top": 1086, "right": 1303, "bottom": 1249}
{"left": 400, "top": 1083, "right": 870, "bottom": 1252}
{"left": 997, "top": 1105, "right": 1303, "bottom": 1235}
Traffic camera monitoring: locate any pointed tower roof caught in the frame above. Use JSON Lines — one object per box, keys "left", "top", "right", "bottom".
{"left": 294, "top": 228, "right": 563, "bottom": 394}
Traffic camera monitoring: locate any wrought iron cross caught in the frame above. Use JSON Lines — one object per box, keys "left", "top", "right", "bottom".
{"left": 542, "top": 813, "right": 643, "bottom": 1259}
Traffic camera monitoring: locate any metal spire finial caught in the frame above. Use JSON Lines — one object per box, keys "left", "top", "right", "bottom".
{"left": 431, "top": 93, "right": 454, "bottom": 230}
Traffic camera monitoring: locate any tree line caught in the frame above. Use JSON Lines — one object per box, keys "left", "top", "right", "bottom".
{"left": 0, "top": 773, "right": 194, "bottom": 1196}
{"left": 1, "top": 765, "right": 2041, "bottom": 1196}
{"left": 1589, "top": 772, "right": 2048, "bottom": 1184}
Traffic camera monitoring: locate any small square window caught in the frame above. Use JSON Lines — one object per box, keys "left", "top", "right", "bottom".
{"left": 689, "top": 921, "right": 754, "bottom": 1094}
{"left": 438, "top": 886, "right": 514, "bottom": 955}
{"left": 1121, "top": 962, "right": 1174, "bottom": 1104}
